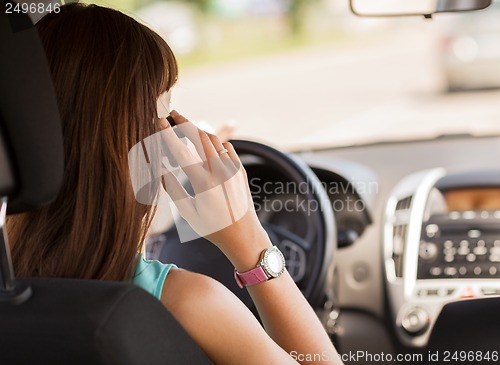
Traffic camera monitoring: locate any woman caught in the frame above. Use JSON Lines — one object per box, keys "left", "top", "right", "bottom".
{"left": 7, "top": 4, "right": 342, "bottom": 365}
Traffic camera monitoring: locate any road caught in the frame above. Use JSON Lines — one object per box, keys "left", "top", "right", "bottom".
{"left": 172, "top": 25, "right": 500, "bottom": 150}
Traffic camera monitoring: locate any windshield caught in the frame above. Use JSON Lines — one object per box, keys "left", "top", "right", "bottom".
{"left": 89, "top": 0, "right": 500, "bottom": 150}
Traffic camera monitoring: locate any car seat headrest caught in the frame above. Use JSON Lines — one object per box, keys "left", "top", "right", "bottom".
{"left": 0, "top": 5, "right": 63, "bottom": 303}
{"left": 0, "top": 7, "right": 63, "bottom": 215}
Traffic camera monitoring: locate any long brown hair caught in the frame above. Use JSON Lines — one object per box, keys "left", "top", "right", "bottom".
{"left": 8, "top": 3, "right": 178, "bottom": 281}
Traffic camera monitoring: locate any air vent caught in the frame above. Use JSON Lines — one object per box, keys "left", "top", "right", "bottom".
{"left": 392, "top": 196, "right": 412, "bottom": 278}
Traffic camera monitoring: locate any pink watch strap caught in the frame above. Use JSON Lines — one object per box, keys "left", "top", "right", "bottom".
{"left": 234, "top": 266, "right": 269, "bottom": 288}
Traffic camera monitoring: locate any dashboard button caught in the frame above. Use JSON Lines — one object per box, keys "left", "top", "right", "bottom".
{"left": 444, "top": 267, "right": 458, "bottom": 276}
{"left": 466, "top": 253, "right": 477, "bottom": 262}
{"left": 419, "top": 241, "right": 438, "bottom": 261}
{"left": 490, "top": 255, "right": 500, "bottom": 263}
{"left": 444, "top": 240, "right": 454, "bottom": 248}
{"left": 401, "top": 307, "right": 430, "bottom": 336}
{"left": 444, "top": 255, "right": 454, "bottom": 263}
{"left": 473, "top": 266, "right": 482, "bottom": 276}
{"left": 425, "top": 224, "right": 439, "bottom": 238}
{"left": 437, "top": 288, "right": 453, "bottom": 297}
{"left": 429, "top": 267, "right": 442, "bottom": 276}
{"left": 458, "top": 246, "right": 470, "bottom": 256}
{"left": 443, "top": 247, "right": 456, "bottom": 255}
{"left": 463, "top": 211, "right": 477, "bottom": 220}
{"left": 489, "top": 266, "right": 498, "bottom": 275}
{"left": 467, "top": 230, "right": 481, "bottom": 239}
{"left": 473, "top": 246, "right": 488, "bottom": 256}
{"left": 489, "top": 249, "right": 500, "bottom": 262}
{"left": 481, "top": 288, "right": 500, "bottom": 296}
{"left": 459, "top": 266, "right": 467, "bottom": 275}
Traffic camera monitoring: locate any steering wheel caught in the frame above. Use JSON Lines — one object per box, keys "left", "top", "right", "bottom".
{"left": 156, "top": 140, "right": 336, "bottom": 308}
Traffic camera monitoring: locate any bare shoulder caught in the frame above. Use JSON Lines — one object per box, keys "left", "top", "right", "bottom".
{"left": 161, "top": 268, "right": 213, "bottom": 300}
{"left": 160, "top": 268, "right": 252, "bottom": 339}
{"left": 160, "top": 268, "right": 234, "bottom": 318}
{"left": 160, "top": 268, "right": 296, "bottom": 365}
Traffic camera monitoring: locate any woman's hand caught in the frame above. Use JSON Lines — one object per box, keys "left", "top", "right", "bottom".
{"left": 159, "top": 110, "right": 271, "bottom": 271}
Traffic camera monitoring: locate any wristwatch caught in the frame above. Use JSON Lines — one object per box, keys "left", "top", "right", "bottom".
{"left": 234, "top": 246, "right": 286, "bottom": 288}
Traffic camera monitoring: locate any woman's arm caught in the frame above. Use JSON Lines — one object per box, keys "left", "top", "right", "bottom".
{"left": 159, "top": 111, "right": 343, "bottom": 365}
{"left": 225, "top": 229, "right": 341, "bottom": 365}
{"left": 161, "top": 268, "right": 299, "bottom": 365}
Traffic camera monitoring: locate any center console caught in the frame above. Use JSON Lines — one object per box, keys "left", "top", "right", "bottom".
{"left": 384, "top": 169, "right": 500, "bottom": 347}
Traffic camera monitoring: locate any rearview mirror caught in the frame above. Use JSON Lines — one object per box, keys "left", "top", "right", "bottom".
{"left": 350, "top": 0, "right": 492, "bottom": 17}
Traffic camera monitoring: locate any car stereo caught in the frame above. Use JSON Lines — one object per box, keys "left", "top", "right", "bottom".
{"left": 418, "top": 211, "right": 500, "bottom": 279}
{"left": 384, "top": 169, "right": 500, "bottom": 348}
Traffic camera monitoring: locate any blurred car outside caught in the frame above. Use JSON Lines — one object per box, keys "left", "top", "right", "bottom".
{"left": 438, "top": 0, "right": 500, "bottom": 91}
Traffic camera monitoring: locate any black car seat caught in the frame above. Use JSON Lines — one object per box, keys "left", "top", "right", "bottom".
{"left": 0, "top": 6, "right": 213, "bottom": 365}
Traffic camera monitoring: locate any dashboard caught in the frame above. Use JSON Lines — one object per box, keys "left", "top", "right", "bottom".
{"left": 295, "top": 135, "right": 500, "bottom": 358}
{"left": 385, "top": 168, "right": 500, "bottom": 347}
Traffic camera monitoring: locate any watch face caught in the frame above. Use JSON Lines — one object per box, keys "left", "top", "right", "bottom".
{"left": 263, "top": 246, "right": 285, "bottom": 278}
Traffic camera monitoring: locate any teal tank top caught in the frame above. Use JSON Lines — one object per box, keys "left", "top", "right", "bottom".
{"left": 132, "top": 256, "right": 176, "bottom": 300}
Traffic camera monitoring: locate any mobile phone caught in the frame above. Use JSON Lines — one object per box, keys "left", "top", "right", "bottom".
{"left": 166, "top": 115, "right": 175, "bottom": 127}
